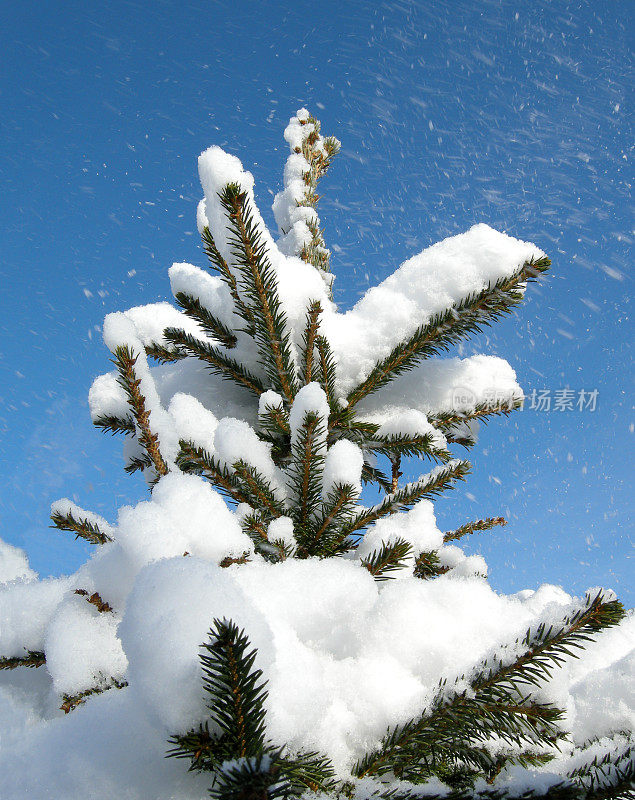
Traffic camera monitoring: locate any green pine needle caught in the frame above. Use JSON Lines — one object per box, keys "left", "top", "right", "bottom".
{"left": 361, "top": 538, "right": 413, "bottom": 581}
{"left": 167, "top": 619, "right": 336, "bottom": 799}
{"left": 220, "top": 184, "right": 298, "bottom": 402}
{"left": 443, "top": 517, "right": 507, "bottom": 543}
{"left": 366, "top": 432, "right": 452, "bottom": 464}
{"left": 232, "top": 460, "right": 286, "bottom": 520}
{"left": 199, "top": 619, "right": 269, "bottom": 759}
{"left": 413, "top": 550, "right": 450, "bottom": 580}
{"left": 93, "top": 413, "right": 136, "bottom": 437}
{"left": 201, "top": 225, "right": 256, "bottom": 333}
{"left": 144, "top": 341, "right": 187, "bottom": 363}
{"left": 50, "top": 509, "right": 112, "bottom": 545}
{"left": 287, "top": 410, "right": 327, "bottom": 530}
{"left": 112, "top": 344, "right": 169, "bottom": 478}
{"left": 164, "top": 327, "right": 265, "bottom": 398}
{"left": 344, "top": 461, "right": 471, "bottom": 537}
{"left": 176, "top": 441, "right": 250, "bottom": 506}
{"left": 174, "top": 291, "right": 238, "bottom": 349}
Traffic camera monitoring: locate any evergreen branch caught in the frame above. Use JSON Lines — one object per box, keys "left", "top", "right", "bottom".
{"left": 315, "top": 334, "right": 338, "bottom": 408}
{"left": 329, "top": 413, "right": 381, "bottom": 443}
{"left": 176, "top": 441, "right": 250, "bottom": 506}
{"left": 220, "top": 184, "right": 298, "bottom": 402}
{"left": 429, "top": 398, "right": 524, "bottom": 430}
{"left": 209, "top": 748, "right": 336, "bottom": 800}
{"left": 174, "top": 291, "right": 237, "bottom": 349}
{"left": 390, "top": 456, "right": 402, "bottom": 493}
{"left": 50, "top": 508, "right": 112, "bottom": 545}
{"left": 354, "top": 592, "right": 621, "bottom": 782}
{"left": 220, "top": 553, "right": 251, "bottom": 568}
{"left": 261, "top": 436, "right": 291, "bottom": 471}
{"left": 275, "top": 748, "right": 338, "bottom": 796}
{"left": 267, "top": 537, "right": 296, "bottom": 561}
{"left": 170, "top": 734, "right": 336, "bottom": 797}
{"left": 144, "top": 341, "right": 187, "bottom": 363}
{"left": 346, "top": 257, "right": 550, "bottom": 407}
{"left": 201, "top": 225, "right": 255, "bottom": 332}
{"left": 443, "top": 517, "right": 507, "bottom": 543}
{"left": 297, "top": 114, "right": 340, "bottom": 194}
{"left": 60, "top": 678, "right": 128, "bottom": 714}
{"left": 112, "top": 345, "right": 169, "bottom": 478}
{"left": 293, "top": 112, "right": 340, "bottom": 276}
{"left": 354, "top": 691, "right": 564, "bottom": 781}
{"left": 361, "top": 538, "right": 413, "bottom": 581}
{"left": 124, "top": 453, "right": 154, "bottom": 475}
{"left": 199, "top": 619, "right": 268, "bottom": 759}
{"left": 413, "top": 550, "right": 450, "bottom": 580}
{"left": 208, "top": 752, "right": 285, "bottom": 800}
{"left": 300, "top": 300, "right": 322, "bottom": 385}
{"left": 240, "top": 513, "right": 269, "bottom": 546}
{"left": 300, "top": 221, "right": 331, "bottom": 274}
{"left": 166, "top": 722, "right": 226, "bottom": 772}
{"left": 239, "top": 513, "right": 288, "bottom": 563}
{"left": 445, "top": 431, "right": 478, "bottom": 449}
{"left": 569, "top": 736, "right": 635, "bottom": 799}
{"left": 93, "top": 413, "right": 136, "bottom": 437}
{"left": 232, "top": 460, "right": 286, "bottom": 519}
{"left": 288, "top": 411, "right": 327, "bottom": 530}
{"left": 164, "top": 327, "right": 265, "bottom": 397}
{"left": 586, "top": 779, "right": 635, "bottom": 800}
{"left": 74, "top": 589, "right": 113, "bottom": 613}
{"left": 343, "top": 461, "right": 471, "bottom": 537}
{"left": 305, "top": 483, "right": 359, "bottom": 556}
{"left": 471, "top": 591, "right": 626, "bottom": 697}
{"left": 479, "top": 747, "right": 557, "bottom": 783}
{"left": 361, "top": 462, "right": 393, "bottom": 494}
{"left": 0, "top": 651, "right": 46, "bottom": 670}
{"left": 366, "top": 432, "right": 452, "bottom": 464}
{"left": 258, "top": 397, "right": 291, "bottom": 439}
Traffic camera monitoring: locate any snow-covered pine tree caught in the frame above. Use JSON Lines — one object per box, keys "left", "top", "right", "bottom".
{"left": 0, "top": 110, "right": 633, "bottom": 800}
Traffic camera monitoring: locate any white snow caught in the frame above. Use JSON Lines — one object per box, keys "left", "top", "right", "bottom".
{"left": 355, "top": 354, "right": 523, "bottom": 425}
{"left": 0, "top": 576, "right": 71, "bottom": 658}
{"left": 322, "top": 439, "right": 364, "bottom": 496}
{"left": 258, "top": 390, "right": 285, "bottom": 417}
{"left": 118, "top": 557, "right": 273, "bottom": 733}
{"left": 168, "top": 262, "right": 238, "bottom": 333}
{"left": 122, "top": 301, "right": 206, "bottom": 350}
{"left": 289, "top": 383, "right": 329, "bottom": 446}
{"left": 266, "top": 516, "right": 296, "bottom": 549}
{"left": 167, "top": 392, "right": 218, "bottom": 450}
{"left": 0, "top": 540, "right": 36, "bottom": 585}
{"left": 1, "top": 481, "right": 633, "bottom": 799}
{"left": 90, "top": 148, "right": 532, "bottom": 467}
{"left": 113, "top": 472, "right": 253, "bottom": 573}
{"left": 44, "top": 594, "right": 127, "bottom": 696}
{"left": 213, "top": 417, "right": 285, "bottom": 497}
{"left": 88, "top": 370, "right": 129, "bottom": 422}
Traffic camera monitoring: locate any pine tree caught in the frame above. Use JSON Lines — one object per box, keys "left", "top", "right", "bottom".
{"left": 0, "top": 109, "right": 632, "bottom": 799}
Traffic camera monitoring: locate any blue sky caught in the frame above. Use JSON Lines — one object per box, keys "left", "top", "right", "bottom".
{"left": 1, "top": 0, "right": 632, "bottom": 604}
